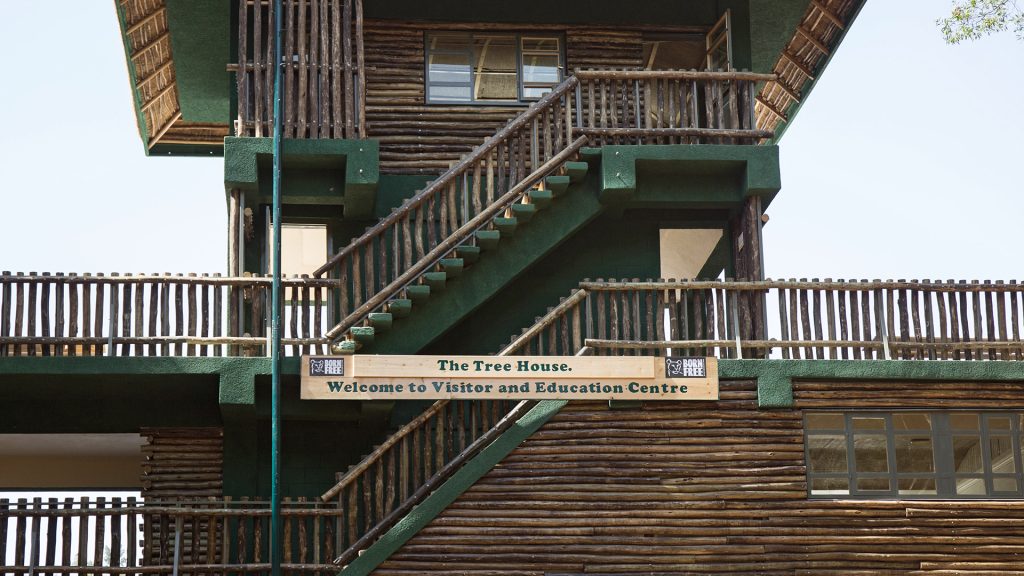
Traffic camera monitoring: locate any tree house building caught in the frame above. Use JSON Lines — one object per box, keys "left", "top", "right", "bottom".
{"left": 4, "top": 1, "right": 1024, "bottom": 574}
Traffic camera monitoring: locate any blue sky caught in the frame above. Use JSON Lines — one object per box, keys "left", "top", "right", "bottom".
{"left": 0, "top": 1, "right": 1021, "bottom": 279}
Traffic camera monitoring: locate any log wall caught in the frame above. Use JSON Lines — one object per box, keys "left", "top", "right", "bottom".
{"left": 373, "top": 380, "right": 1024, "bottom": 575}
{"left": 363, "top": 22, "right": 642, "bottom": 174}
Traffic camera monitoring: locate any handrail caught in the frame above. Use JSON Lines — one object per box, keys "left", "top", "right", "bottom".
{"left": 332, "top": 399, "right": 536, "bottom": 568}
{"left": 313, "top": 76, "right": 580, "bottom": 278}
{"left": 575, "top": 70, "right": 776, "bottom": 81}
{"left": 0, "top": 272, "right": 333, "bottom": 357}
{"left": 320, "top": 399, "right": 450, "bottom": 501}
{"left": 324, "top": 137, "right": 587, "bottom": 340}
{"left": 499, "top": 278, "right": 1024, "bottom": 361}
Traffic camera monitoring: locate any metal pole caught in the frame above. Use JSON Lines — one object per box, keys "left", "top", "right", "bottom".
{"left": 270, "top": 0, "right": 284, "bottom": 573}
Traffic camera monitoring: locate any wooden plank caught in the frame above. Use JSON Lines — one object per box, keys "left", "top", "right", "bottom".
{"left": 296, "top": 0, "right": 308, "bottom": 137}
{"left": 308, "top": 0, "right": 321, "bottom": 139}
{"left": 319, "top": 0, "right": 330, "bottom": 138}
{"left": 342, "top": 0, "right": 355, "bottom": 137}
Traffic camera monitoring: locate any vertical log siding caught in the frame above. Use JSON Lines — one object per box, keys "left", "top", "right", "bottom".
{"left": 236, "top": 0, "right": 365, "bottom": 139}
{"left": 373, "top": 381, "right": 1024, "bottom": 576}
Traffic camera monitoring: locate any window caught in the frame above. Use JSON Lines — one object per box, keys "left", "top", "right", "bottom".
{"left": 806, "top": 412, "right": 1024, "bottom": 498}
{"left": 426, "top": 33, "right": 562, "bottom": 104}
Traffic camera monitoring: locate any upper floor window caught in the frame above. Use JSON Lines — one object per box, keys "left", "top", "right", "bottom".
{"left": 806, "top": 412, "right": 1024, "bottom": 498}
{"left": 426, "top": 33, "right": 563, "bottom": 104}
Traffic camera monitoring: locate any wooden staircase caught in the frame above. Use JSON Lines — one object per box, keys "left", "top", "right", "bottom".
{"left": 313, "top": 76, "right": 589, "bottom": 352}
{"left": 307, "top": 70, "right": 776, "bottom": 568}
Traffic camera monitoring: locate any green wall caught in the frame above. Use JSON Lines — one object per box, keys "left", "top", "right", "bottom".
{"left": 424, "top": 213, "right": 662, "bottom": 355}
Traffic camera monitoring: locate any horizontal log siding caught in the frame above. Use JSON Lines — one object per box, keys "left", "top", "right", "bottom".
{"left": 364, "top": 23, "right": 641, "bottom": 174}
{"left": 373, "top": 380, "right": 1024, "bottom": 575}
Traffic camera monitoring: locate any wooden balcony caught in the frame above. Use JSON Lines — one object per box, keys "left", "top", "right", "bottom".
{"left": 0, "top": 273, "right": 333, "bottom": 358}
{"left": 3, "top": 275, "right": 1022, "bottom": 361}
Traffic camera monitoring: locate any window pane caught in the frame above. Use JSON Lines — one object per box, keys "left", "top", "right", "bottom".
{"left": 994, "top": 477, "right": 1019, "bottom": 492}
{"left": 857, "top": 478, "right": 891, "bottom": 492}
{"left": 428, "top": 84, "right": 471, "bottom": 102}
{"left": 522, "top": 86, "right": 555, "bottom": 99}
{"left": 852, "top": 417, "right": 886, "bottom": 431}
{"left": 854, "top": 435, "right": 889, "bottom": 473}
{"left": 953, "top": 435, "right": 984, "bottom": 474}
{"left": 431, "top": 34, "right": 470, "bottom": 51}
{"left": 522, "top": 37, "right": 559, "bottom": 52}
{"left": 893, "top": 413, "right": 931, "bottom": 431}
{"left": 808, "top": 435, "right": 848, "bottom": 473}
{"left": 955, "top": 477, "right": 987, "bottom": 495}
{"left": 990, "top": 416, "right": 1012, "bottom": 430}
{"left": 898, "top": 478, "right": 937, "bottom": 495}
{"left": 951, "top": 413, "right": 980, "bottom": 430}
{"left": 473, "top": 36, "right": 517, "bottom": 101}
{"left": 429, "top": 52, "right": 471, "bottom": 84}
{"left": 895, "top": 435, "right": 934, "bottom": 473}
{"left": 811, "top": 477, "right": 849, "bottom": 496}
{"left": 990, "top": 435, "right": 1016, "bottom": 473}
{"left": 806, "top": 413, "right": 844, "bottom": 430}
{"left": 523, "top": 54, "right": 560, "bottom": 84}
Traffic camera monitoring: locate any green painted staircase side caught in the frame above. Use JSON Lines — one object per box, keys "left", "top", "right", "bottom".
{"left": 364, "top": 170, "right": 604, "bottom": 354}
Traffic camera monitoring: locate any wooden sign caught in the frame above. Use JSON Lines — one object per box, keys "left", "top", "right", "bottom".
{"left": 300, "top": 355, "right": 718, "bottom": 401}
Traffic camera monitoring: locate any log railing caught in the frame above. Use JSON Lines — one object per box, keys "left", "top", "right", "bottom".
{"left": 318, "top": 398, "right": 532, "bottom": 567}
{"left": 312, "top": 70, "right": 775, "bottom": 345}
{"left": 0, "top": 273, "right": 335, "bottom": 357}
{"left": 573, "top": 70, "right": 776, "bottom": 145}
{"left": 0, "top": 497, "right": 342, "bottom": 576}
{"left": 313, "top": 76, "right": 587, "bottom": 341}
{"left": 502, "top": 279, "right": 1024, "bottom": 361}
{"left": 235, "top": 0, "right": 365, "bottom": 139}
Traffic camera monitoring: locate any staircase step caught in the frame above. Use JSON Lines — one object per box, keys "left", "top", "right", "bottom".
{"left": 406, "top": 285, "right": 431, "bottom": 301}
{"left": 422, "top": 271, "right": 447, "bottom": 290}
{"left": 510, "top": 203, "right": 536, "bottom": 223}
{"left": 331, "top": 340, "right": 359, "bottom": 354}
{"left": 493, "top": 217, "right": 518, "bottom": 237}
{"left": 387, "top": 299, "right": 413, "bottom": 318}
{"left": 351, "top": 326, "right": 375, "bottom": 345}
{"left": 564, "top": 161, "right": 589, "bottom": 183}
{"left": 455, "top": 244, "right": 481, "bottom": 264}
{"left": 368, "top": 312, "right": 393, "bottom": 331}
{"left": 545, "top": 175, "right": 571, "bottom": 197}
{"left": 528, "top": 189, "right": 554, "bottom": 209}
{"left": 439, "top": 258, "right": 464, "bottom": 278}
{"left": 580, "top": 147, "right": 602, "bottom": 162}
{"left": 475, "top": 230, "right": 501, "bottom": 251}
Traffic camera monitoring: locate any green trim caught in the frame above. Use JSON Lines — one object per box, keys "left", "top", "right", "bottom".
{"left": 717, "top": 359, "right": 1024, "bottom": 409}
{"left": 339, "top": 400, "right": 568, "bottom": 576}
{"left": 770, "top": 0, "right": 868, "bottom": 143}
{"left": 224, "top": 137, "right": 380, "bottom": 218}
{"left": 598, "top": 145, "right": 781, "bottom": 206}
{"left": 113, "top": 0, "right": 151, "bottom": 154}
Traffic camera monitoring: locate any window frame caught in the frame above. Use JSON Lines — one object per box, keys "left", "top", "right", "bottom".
{"left": 424, "top": 32, "right": 565, "bottom": 106}
{"left": 805, "top": 411, "right": 1024, "bottom": 499}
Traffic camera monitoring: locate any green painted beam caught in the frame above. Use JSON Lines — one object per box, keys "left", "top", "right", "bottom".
{"left": 339, "top": 400, "right": 568, "bottom": 576}
{"left": 224, "top": 137, "right": 380, "bottom": 218}
{"left": 598, "top": 144, "right": 781, "bottom": 207}
{"left": 717, "top": 359, "right": 1024, "bottom": 409}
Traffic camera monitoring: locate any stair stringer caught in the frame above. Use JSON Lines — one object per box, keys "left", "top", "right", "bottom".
{"left": 337, "top": 400, "right": 568, "bottom": 576}
{"left": 368, "top": 172, "right": 605, "bottom": 353}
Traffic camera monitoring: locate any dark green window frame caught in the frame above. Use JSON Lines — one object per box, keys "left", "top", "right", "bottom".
{"left": 424, "top": 32, "right": 564, "bottom": 105}
{"left": 805, "top": 411, "right": 1024, "bottom": 499}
